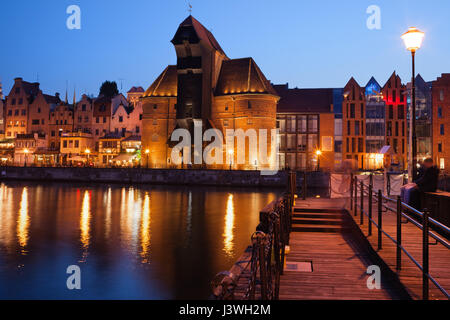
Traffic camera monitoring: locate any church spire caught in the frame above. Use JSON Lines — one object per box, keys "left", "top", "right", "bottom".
{"left": 73, "top": 86, "right": 76, "bottom": 106}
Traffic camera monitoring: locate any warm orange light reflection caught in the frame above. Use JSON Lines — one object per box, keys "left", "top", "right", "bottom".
{"left": 140, "top": 192, "right": 151, "bottom": 263}
{"left": 17, "top": 187, "right": 29, "bottom": 253}
{"left": 223, "top": 194, "right": 235, "bottom": 256}
{"left": 80, "top": 190, "right": 91, "bottom": 261}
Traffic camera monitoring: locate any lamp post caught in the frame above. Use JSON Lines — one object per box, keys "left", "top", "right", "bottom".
{"left": 402, "top": 27, "right": 425, "bottom": 181}
{"left": 85, "top": 149, "right": 91, "bottom": 166}
{"left": 145, "top": 149, "right": 150, "bottom": 169}
{"left": 316, "top": 150, "right": 322, "bottom": 171}
{"left": 24, "top": 148, "right": 29, "bottom": 167}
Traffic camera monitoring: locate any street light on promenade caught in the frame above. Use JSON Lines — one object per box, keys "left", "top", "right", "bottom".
{"left": 24, "top": 148, "right": 29, "bottom": 167}
{"left": 401, "top": 27, "right": 425, "bottom": 181}
{"left": 85, "top": 149, "right": 91, "bottom": 166}
{"left": 316, "top": 150, "right": 322, "bottom": 171}
{"left": 145, "top": 149, "right": 150, "bottom": 169}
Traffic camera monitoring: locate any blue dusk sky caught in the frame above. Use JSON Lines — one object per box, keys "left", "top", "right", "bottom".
{"left": 0, "top": 0, "right": 449, "bottom": 99}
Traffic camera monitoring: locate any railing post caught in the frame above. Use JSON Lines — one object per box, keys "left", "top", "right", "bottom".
{"left": 360, "top": 181, "right": 364, "bottom": 225}
{"left": 423, "top": 208, "right": 429, "bottom": 300}
{"left": 368, "top": 182, "right": 373, "bottom": 236}
{"left": 258, "top": 235, "right": 267, "bottom": 300}
{"left": 396, "top": 196, "right": 402, "bottom": 270}
{"left": 350, "top": 173, "right": 354, "bottom": 213}
{"left": 354, "top": 177, "right": 358, "bottom": 217}
{"left": 302, "top": 171, "right": 307, "bottom": 200}
{"left": 377, "top": 190, "right": 382, "bottom": 250}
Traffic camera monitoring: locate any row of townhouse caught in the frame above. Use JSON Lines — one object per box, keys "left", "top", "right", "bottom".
{"left": 0, "top": 78, "right": 145, "bottom": 166}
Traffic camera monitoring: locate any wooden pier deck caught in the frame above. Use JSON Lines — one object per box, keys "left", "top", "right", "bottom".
{"left": 348, "top": 197, "right": 450, "bottom": 300}
{"left": 279, "top": 198, "right": 410, "bottom": 300}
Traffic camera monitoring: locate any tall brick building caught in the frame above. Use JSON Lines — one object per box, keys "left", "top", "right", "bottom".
{"left": 432, "top": 73, "right": 450, "bottom": 172}
{"left": 4, "top": 78, "right": 40, "bottom": 138}
{"left": 141, "top": 16, "right": 278, "bottom": 169}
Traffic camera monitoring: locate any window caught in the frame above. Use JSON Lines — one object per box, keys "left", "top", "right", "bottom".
{"left": 350, "top": 104, "right": 355, "bottom": 118}
{"left": 402, "top": 122, "right": 405, "bottom": 136}
{"left": 308, "top": 115, "right": 318, "bottom": 133}
{"left": 393, "top": 138, "right": 398, "bottom": 153}
{"left": 225, "top": 105, "right": 229, "bottom": 111}
{"left": 388, "top": 105, "right": 393, "bottom": 119}
{"left": 351, "top": 138, "right": 356, "bottom": 153}
{"left": 347, "top": 121, "right": 351, "bottom": 135}
{"left": 438, "top": 143, "right": 442, "bottom": 153}
{"left": 82, "top": 104, "right": 86, "bottom": 111}
{"left": 136, "top": 126, "right": 140, "bottom": 134}
{"left": 15, "top": 87, "right": 20, "bottom": 94}
{"left": 286, "top": 116, "right": 296, "bottom": 133}
{"left": 7, "top": 110, "right": 12, "bottom": 116}
{"left": 12, "top": 99, "right": 16, "bottom": 105}
{"left": 360, "top": 104, "right": 364, "bottom": 118}
{"left": 438, "top": 106, "right": 443, "bottom": 118}
{"left": 96, "top": 117, "right": 99, "bottom": 123}
{"left": 32, "top": 119, "right": 39, "bottom": 125}
{"left": 355, "top": 121, "right": 360, "bottom": 135}
{"left": 14, "top": 110, "right": 19, "bottom": 116}
{"left": 398, "top": 105, "right": 404, "bottom": 119}
{"left": 395, "top": 122, "right": 399, "bottom": 136}
{"left": 223, "top": 119, "right": 229, "bottom": 127}
{"left": 392, "top": 90, "right": 396, "bottom": 102}
{"left": 387, "top": 122, "right": 392, "bottom": 136}
{"left": 18, "top": 98, "right": 23, "bottom": 105}
{"left": 440, "top": 90, "right": 444, "bottom": 101}
{"left": 440, "top": 124, "right": 445, "bottom": 135}
{"left": 346, "top": 138, "right": 349, "bottom": 153}
{"left": 297, "top": 115, "right": 307, "bottom": 133}
{"left": 440, "top": 158, "right": 445, "bottom": 170}
{"left": 139, "top": 114, "right": 143, "bottom": 120}
{"left": 248, "top": 101, "right": 252, "bottom": 109}
{"left": 119, "top": 116, "right": 123, "bottom": 123}
{"left": 51, "top": 131, "right": 55, "bottom": 137}
{"left": 335, "top": 140, "right": 342, "bottom": 153}
{"left": 153, "top": 104, "right": 157, "bottom": 110}
{"left": 75, "top": 140, "right": 79, "bottom": 148}
{"left": 63, "top": 140, "right": 67, "bottom": 148}
{"left": 103, "top": 117, "right": 106, "bottom": 123}
{"left": 358, "top": 138, "right": 363, "bottom": 153}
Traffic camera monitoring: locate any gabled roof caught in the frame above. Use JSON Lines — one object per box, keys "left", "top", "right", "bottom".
{"left": 365, "top": 77, "right": 382, "bottom": 96}
{"left": 143, "top": 65, "right": 177, "bottom": 98}
{"left": 127, "top": 86, "right": 144, "bottom": 93}
{"left": 382, "top": 71, "right": 403, "bottom": 89}
{"left": 214, "top": 58, "right": 278, "bottom": 96}
{"left": 171, "top": 15, "right": 227, "bottom": 57}
{"left": 21, "top": 81, "right": 40, "bottom": 97}
{"left": 43, "top": 93, "right": 61, "bottom": 104}
{"left": 274, "top": 86, "right": 334, "bottom": 113}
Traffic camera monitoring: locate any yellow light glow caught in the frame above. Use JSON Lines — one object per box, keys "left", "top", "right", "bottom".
{"left": 401, "top": 27, "right": 425, "bottom": 52}
{"left": 223, "top": 194, "right": 235, "bottom": 257}
{"left": 228, "top": 149, "right": 234, "bottom": 155}
{"left": 85, "top": 149, "right": 91, "bottom": 154}
{"left": 80, "top": 191, "right": 91, "bottom": 260}
{"left": 145, "top": 149, "right": 150, "bottom": 154}
{"left": 316, "top": 150, "right": 322, "bottom": 156}
{"left": 140, "top": 193, "right": 151, "bottom": 263}
{"left": 24, "top": 149, "right": 29, "bottom": 154}
{"left": 17, "top": 187, "right": 29, "bottom": 253}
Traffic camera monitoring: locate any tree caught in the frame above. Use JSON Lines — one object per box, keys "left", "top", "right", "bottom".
{"left": 99, "top": 81, "right": 119, "bottom": 98}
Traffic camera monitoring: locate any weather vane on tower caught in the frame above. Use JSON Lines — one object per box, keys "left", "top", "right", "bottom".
{"left": 188, "top": 2, "right": 192, "bottom": 14}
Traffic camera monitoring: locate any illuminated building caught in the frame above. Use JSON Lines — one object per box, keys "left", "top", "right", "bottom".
{"left": 273, "top": 84, "right": 335, "bottom": 170}
{"left": 432, "top": 73, "right": 450, "bottom": 171}
{"left": 141, "top": 16, "right": 278, "bottom": 170}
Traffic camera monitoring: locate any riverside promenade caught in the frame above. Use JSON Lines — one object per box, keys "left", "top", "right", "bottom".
{"left": 216, "top": 195, "right": 449, "bottom": 300}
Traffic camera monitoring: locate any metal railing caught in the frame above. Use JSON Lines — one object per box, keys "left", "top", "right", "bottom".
{"left": 211, "top": 171, "right": 296, "bottom": 300}
{"left": 350, "top": 174, "right": 450, "bottom": 300}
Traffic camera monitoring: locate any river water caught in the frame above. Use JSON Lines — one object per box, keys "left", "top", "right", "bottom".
{"left": 0, "top": 181, "right": 278, "bottom": 299}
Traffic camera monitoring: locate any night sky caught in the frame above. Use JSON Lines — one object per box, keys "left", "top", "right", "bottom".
{"left": 1, "top": 0, "right": 449, "bottom": 98}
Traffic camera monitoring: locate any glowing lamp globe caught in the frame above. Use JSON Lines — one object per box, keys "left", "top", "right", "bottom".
{"left": 401, "top": 27, "right": 425, "bottom": 52}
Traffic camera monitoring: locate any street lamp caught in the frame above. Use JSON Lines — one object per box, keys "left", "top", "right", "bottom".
{"left": 145, "top": 149, "right": 150, "bottom": 169}
{"left": 24, "top": 148, "right": 29, "bottom": 167}
{"left": 228, "top": 149, "right": 234, "bottom": 171}
{"left": 402, "top": 27, "right": 425, "bottom": 181}
{"left": 316, "top": 150, "right": 322, "bottom": 171}
{"left": 85, "top": 149, "right": 91, "bottom": 166}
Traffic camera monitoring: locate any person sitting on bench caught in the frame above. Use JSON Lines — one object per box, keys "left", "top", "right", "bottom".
{"left": 402, "top": 158, "right": 439, "bottom": 209}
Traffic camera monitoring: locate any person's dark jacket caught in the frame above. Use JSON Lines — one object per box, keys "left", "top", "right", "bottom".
{"left": 415, "top": 166, "right": 440, "bottom": 192}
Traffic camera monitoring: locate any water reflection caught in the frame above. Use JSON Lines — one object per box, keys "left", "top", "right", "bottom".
{"left": 0, "top": 182, "right": 277, "bottom": 299}
{"left": 80, "top": 190, "right": 91, "bottom": 262}
{"left": 140, "top": 192, "right": 151, "bottom": 263}
{"left": 223, "top": 194, "right": 235, "bottom": 257}
{"left": 17, "top": 187, "right": 29, "bottom": 254}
